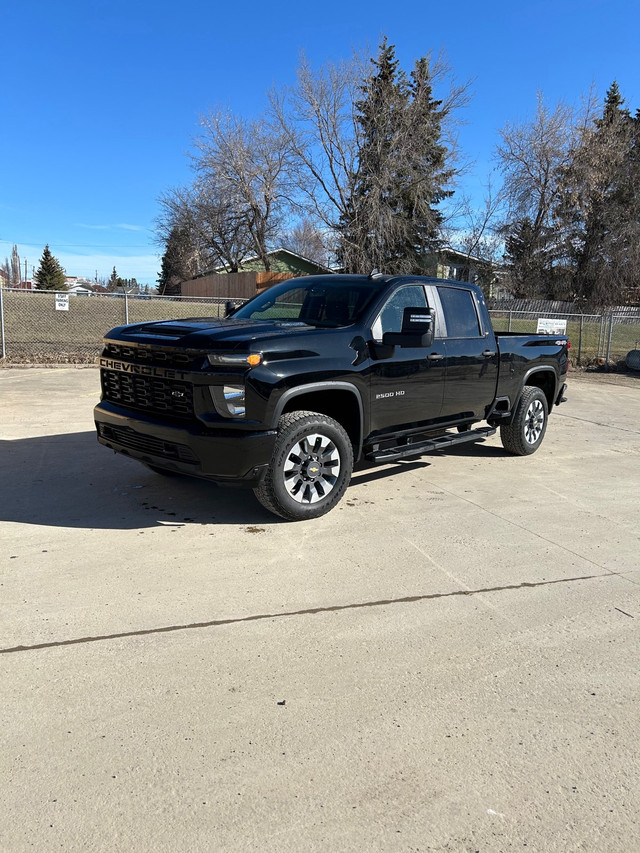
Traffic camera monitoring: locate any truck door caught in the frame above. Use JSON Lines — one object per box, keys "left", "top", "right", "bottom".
{"left": 368, "top": 284, "right": 445, "bottom": 434}
{"left": 434, "top": 284, "right": 499, "bottom": 422}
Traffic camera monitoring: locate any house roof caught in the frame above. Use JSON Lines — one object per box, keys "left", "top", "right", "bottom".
{"left": 212, "top": 247, "right": 333, "bottom": 274}
{"left": 440, "top": 247, "right": 490, "bottom": 265}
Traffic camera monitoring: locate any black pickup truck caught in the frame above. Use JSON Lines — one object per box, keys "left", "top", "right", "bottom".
{"left": 94, "top": 274, "right": 568, "bottom": 520}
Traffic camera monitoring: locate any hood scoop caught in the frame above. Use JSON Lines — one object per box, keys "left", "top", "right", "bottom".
{"left": 125, "top": 319, "right": 221, "bottom": 338}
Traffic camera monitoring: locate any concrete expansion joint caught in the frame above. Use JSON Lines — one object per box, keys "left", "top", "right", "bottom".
{"left": 0, "top": 571, "right": 613, "bottom": 656}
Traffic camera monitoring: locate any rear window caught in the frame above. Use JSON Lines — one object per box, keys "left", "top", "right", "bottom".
{"left": 437, "top": 286, "right": 481, "bottom": 338}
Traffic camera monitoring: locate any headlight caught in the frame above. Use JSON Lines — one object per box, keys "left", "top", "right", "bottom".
{"left": 210, "top": 384, "right": 246, "bottom": 418}
{"left": 207, "top": 352, "right": 262, "bottom": 367}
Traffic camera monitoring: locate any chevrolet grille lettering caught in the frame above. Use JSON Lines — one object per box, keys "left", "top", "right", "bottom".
{"left": 99, "top": 358, "right": 186, "bottom": 380}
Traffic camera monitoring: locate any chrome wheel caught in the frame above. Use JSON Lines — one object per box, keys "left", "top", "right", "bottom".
{"left": 524, "top": 399, "right": 545, "bottom": 444}
{"left": 254, "top": 411, "right": 353, "bottom": 520}
{"left": 500, "top": 385, "right": 549, "bottom": 456}
{"left": 283, "top": 432, "right": 341, "bottom": 504}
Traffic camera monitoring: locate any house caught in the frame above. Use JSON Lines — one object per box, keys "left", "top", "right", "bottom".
{"left": 64, "top": 276, "right": 97, "bottom": 294}
{"left": 181, "top": 249, "right": 334, "bottom": 300}
{"left": 213, "top": 248, "right": 333, "bottom": 277}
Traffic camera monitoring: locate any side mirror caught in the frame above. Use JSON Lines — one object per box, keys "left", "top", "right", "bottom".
{"left": 382, "top": 307, "right": 435, "bottom": 348}
{"left": 224, "top": 300, "right": 236, "bottom": 317}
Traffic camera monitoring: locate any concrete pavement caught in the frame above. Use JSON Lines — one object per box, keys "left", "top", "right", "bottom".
{"left": 1, "top": 367, "right": 639, "bottom": 851}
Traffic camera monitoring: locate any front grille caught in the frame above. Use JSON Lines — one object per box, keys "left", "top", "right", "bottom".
{"left": 101, "top": 370, "right": 194, "bottom": 419}
{"left": 98, "top": 423, "right": 198, "bottom": 463}
{"left": 104, "top": 342, "right": 196, "bottom": 368}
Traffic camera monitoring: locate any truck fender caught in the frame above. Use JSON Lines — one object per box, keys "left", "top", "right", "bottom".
{"left": 270, "top": 381, "right": 365, "bottom": 459}
{"left": 516, "top": 367, "right": 558, "bottom": 411}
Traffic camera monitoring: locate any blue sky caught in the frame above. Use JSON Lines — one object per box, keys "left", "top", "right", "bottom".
{"left": 1, "top": 0, "right": 638, "bottom": 286}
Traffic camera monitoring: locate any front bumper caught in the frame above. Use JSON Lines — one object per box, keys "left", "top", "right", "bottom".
{"left": 94, "top": 401, "right": 276, "bottom": 487}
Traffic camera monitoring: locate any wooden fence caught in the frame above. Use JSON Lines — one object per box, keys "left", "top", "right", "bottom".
{"left": 181, "top": 271, "right": 296, "bottom": 299}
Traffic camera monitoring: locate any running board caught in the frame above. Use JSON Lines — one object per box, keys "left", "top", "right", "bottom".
{"left": 365, "top": 426, "right": 497, "bottom": 463}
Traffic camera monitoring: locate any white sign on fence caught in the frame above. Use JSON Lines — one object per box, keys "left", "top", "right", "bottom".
{"left": 537, "top": 317, "right": 567, "bottom": 335}
{"left": 55, "top": 294, "right": 70, "bottom": 312}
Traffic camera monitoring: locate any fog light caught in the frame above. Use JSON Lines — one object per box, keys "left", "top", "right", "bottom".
{"left": 223, "top": 384, "right": 245, "bottom": 417}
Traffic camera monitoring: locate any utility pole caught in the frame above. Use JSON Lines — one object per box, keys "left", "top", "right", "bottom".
{"left": 24, "top": 258, "right": 27, "bottom": 282}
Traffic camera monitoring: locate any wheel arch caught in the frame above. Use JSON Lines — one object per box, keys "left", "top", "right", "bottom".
{"left": 272, "top": 382, "right": 364, "bottom": 460}
{"left": 516, "top": 369, "right": 557, "bottom": 413}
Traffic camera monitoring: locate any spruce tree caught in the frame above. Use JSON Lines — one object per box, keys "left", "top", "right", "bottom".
{"left": 157, "top": 226, "right": 195, "bottom": 295}
{"left": 557, "top": 82, "right": 639, "bottom": 305}
{"left": 34, "top": 245, "right": 66, "bottom": 290}
{"left": 108, "top": 266, "right": 119, "bottom": 291}
{"left": 340, "top": 38, "right": 454, "bottom": 274}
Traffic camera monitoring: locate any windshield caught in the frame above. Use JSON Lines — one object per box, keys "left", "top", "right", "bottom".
{"left": 232, "top": 278, "right": 386, "bottom": 328}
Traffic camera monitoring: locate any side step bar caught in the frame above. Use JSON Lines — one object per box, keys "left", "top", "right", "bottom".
{"left": 365, "top": 426, "right": 497, "bottom": 463}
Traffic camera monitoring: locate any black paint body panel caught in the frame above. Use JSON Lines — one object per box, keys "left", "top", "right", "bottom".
{"left": 94, "top": 275, "right": 568, "bottom": 483}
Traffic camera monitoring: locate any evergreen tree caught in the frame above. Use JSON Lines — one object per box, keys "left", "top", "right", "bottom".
{"left": 157, "top": 226, "right": 196, "bottom": 295}
{"left": 557, "top": 82, "right": 640, "bottom": 305}
{"left": 33, "top": 245, "right": 66, "bottom": 290}
{"left": 340, "top": 39, "right": 454, "bottom": 274}
{"left": 106, "top": 266, "right": 130, "bottom": 292}
{"left": 107, "top": 266, "right": 119, "bottom": 292}
{"left": 497, "top": 95, "right": 579, "bottom": 300}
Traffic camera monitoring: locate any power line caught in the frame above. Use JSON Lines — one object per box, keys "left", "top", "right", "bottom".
{"left": 0, "top": 239, "right": 156, "bottom": 250}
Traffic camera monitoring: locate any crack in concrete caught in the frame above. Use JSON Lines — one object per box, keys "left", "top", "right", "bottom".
{"left": 1, "top": 572, "right": 609, "bottom": 655}
{"left": 556, "top": 411, "right": 640, "bottom": 436}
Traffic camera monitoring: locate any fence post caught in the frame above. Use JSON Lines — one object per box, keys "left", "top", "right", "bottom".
{"left": 597, "top": 314, "right": 605, "bottom": 358}
{"left": 577, "top": 314, "right": 583, "bottom": 365}
{"left": 508, "top": 310, "right": 512, "bottom": 332}
{"left": 0, "top": 286, "right": 6, "bottom": 360}
{"left": 124, "top": 291, "right": 129, "bottom": 325}
{"left": 605, "top": 313, "right": 614, "bottom": 368}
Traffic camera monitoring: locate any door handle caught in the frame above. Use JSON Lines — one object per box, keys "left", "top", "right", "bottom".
{"left": 427, "top": 353, "right": 444, "bottom": 362}
{"left": 482, "top": 350, "right": 496, "bottom": 357}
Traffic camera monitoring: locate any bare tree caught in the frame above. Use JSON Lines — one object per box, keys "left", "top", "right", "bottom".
{"left": 194, "top": 110, "right": 290, "bottom": 271}
{"left": 497, "top": 92, "right": 596, "bottom": 297}
{"left": 157, "top": 174, "right": 259, "bottom": 276}
{"left": 10, "top": 245, "right": 21, "bottom": 284}
{"left": 449, "top": 177, "right": 504, "bottom": 291}
{"left": 557, "top": 82, "right": 640, "bottom": 305}
{"left": 280, "top": 217, "right": 331, "bottom": 265}
{"left": 269, "top": 52, "right": 364, "bottom": 238}
{"left": 270, "top": 47, "right": 469, "bottom": 272}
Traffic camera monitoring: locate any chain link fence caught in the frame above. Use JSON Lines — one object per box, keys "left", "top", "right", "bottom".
{"left": 1, "top": 286, "right": 639, "bottom": 368}
{"left": 489, "top": 309, "right": 640, "bottom": 367}
{"left": 0, "top": 289, "right": 238, "bottom": 363}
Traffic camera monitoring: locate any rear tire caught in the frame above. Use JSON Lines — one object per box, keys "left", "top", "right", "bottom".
{"left": 254, "top": 411, "right": 353, "bottom": 521}
{"left": 500, "top": 386, "right": 548, "bottom": 456}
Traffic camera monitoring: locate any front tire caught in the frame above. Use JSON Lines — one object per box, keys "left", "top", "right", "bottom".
{"left": 254, "top": 411, "right": 353, "bottom": 520}
{"left": 500, "top": 386, "right": 548, "bottom": 456}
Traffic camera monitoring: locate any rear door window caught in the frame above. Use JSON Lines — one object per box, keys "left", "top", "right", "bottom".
{"left": 437, "top": 286, "right": 481, "bottom": 338}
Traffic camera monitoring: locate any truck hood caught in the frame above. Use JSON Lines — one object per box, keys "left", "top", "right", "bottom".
{"left": 106, "top": 317, "right": 329, "bottom": 350}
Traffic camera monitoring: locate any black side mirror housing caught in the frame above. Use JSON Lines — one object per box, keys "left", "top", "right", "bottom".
{"left": 382, "top": 307, "right": 435, "bottom": 348}
{"left": 224, "top": 300, "right": 236, "bottom": 318}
